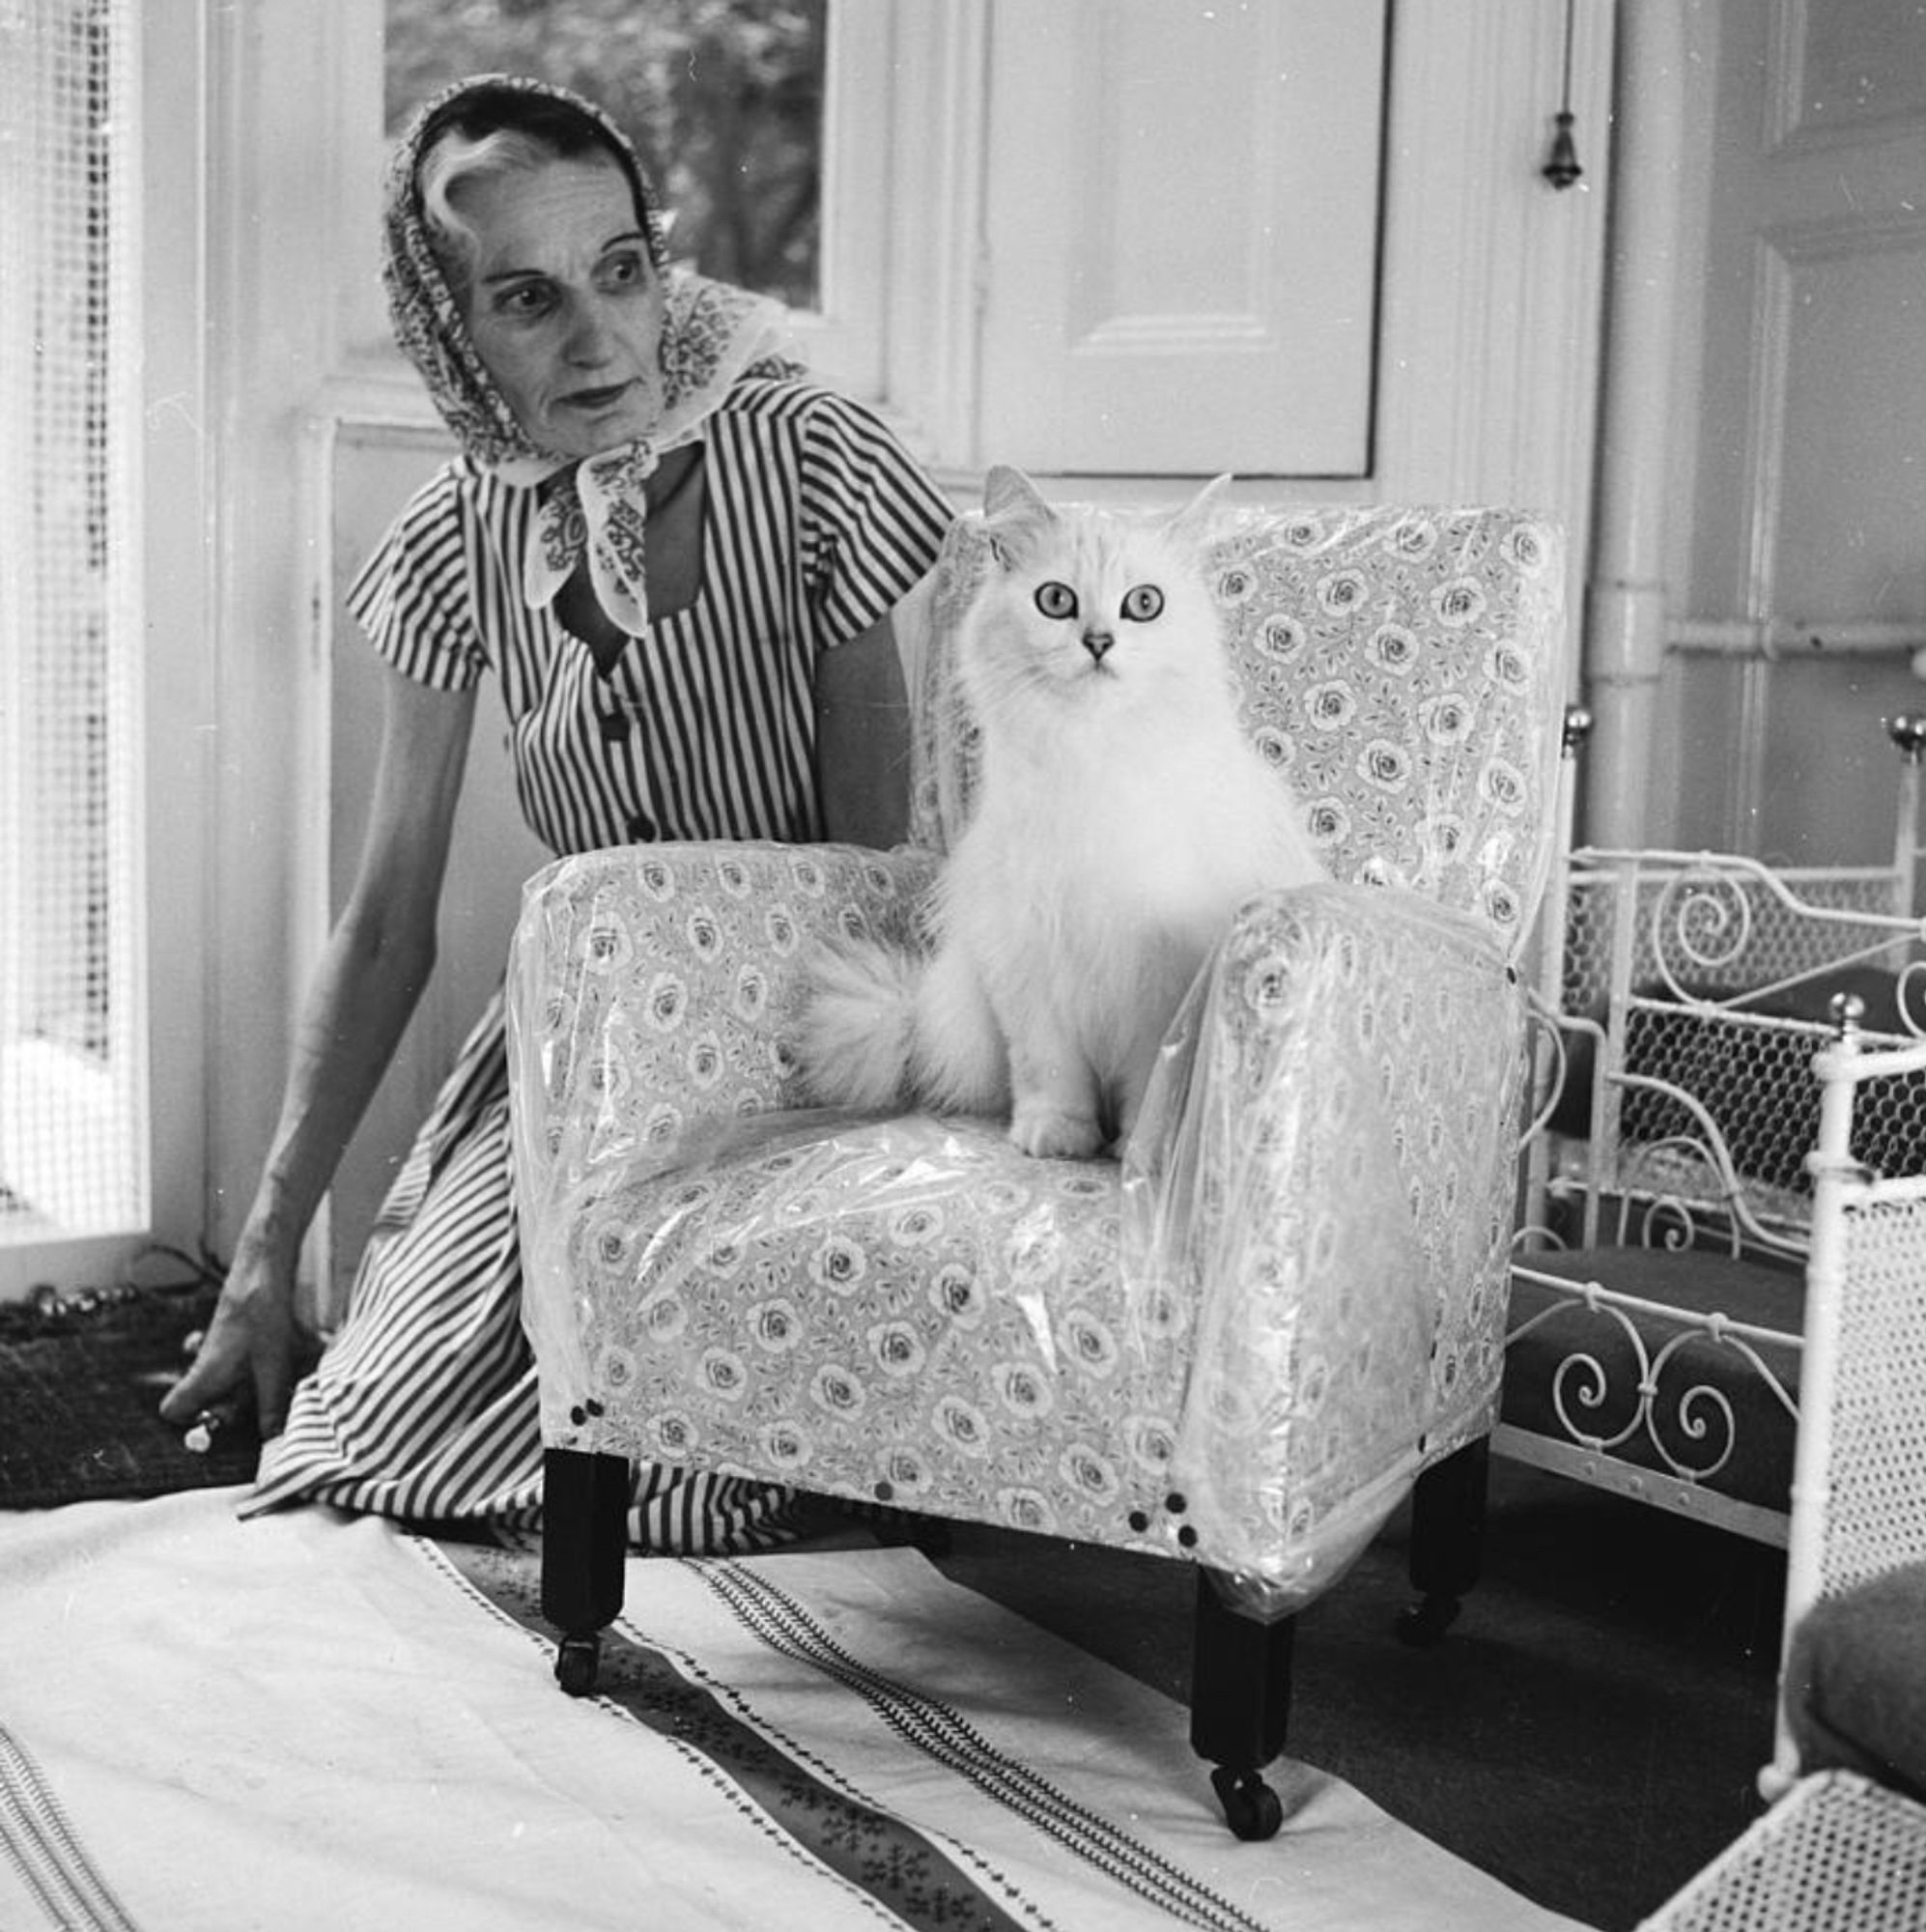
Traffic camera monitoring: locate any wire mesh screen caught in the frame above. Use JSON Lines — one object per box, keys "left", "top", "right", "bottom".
{"left": 1544, "top": 853, "right": 1926, "bottom": 1237}
{"left": 1615, "top": 1007, "right": 1926, "bottom": 1202}
{"left": 0, "top": 0, "right": 147, "bottom": 1240}
{"left": 1561, "top": 859, "right": 1913, "bottom": 1019}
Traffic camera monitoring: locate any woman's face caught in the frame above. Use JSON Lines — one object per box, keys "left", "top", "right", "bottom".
{"left": 456, "top": 152, "right": 667, "bottom": 460}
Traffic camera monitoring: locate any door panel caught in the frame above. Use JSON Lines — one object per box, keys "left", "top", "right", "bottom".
{"left": 1669, "top": 0, "right": 1926, "bottom": 864}
{"left": 977, "top": 0, "right": 1386, "bottom": 476}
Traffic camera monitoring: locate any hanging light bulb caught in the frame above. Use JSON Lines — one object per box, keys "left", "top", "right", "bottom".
{"left": 1544, "top": 0, "right": 1583, "bottom": 189}
{"left": 1544, "top": 110, "right": 1583, "bottom": 189}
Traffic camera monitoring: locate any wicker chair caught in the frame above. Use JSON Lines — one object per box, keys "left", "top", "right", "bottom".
{"left": 1634, "top": 1772, "right": 1926, "bottom": 1932}
{"left": 505, "top": 502, "right": 1567, "bottom": 1836}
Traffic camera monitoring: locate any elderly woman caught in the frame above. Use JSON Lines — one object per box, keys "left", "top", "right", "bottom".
{"left": 161, "top": 75, "right": 953, "bottom": 1549}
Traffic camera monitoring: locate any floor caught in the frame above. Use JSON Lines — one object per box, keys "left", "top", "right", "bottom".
{"left": 934, "top": 1456, "right": 1788, "bottom": 1932}
{"left": 8, "top": 1280, "right": 1782, "bottom": 1928}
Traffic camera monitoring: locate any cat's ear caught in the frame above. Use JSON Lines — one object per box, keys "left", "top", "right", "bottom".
{"left": 1164, "top": 472, "right": 1234, "bottom": 550}
{"left": 980, "top": 465, "right": 1057, "bottom": 566}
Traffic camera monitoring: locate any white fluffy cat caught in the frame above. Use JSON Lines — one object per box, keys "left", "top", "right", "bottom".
{"left": 796, "top": 466, "right": 1326, "bottom": 1159}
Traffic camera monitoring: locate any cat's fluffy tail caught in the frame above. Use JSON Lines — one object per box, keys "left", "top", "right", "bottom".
{"left": 793, "top": 937, "right": 922, "bottom": 1108}
{"left": 796, "top": 937, "right": 1010, "bottom": 1116}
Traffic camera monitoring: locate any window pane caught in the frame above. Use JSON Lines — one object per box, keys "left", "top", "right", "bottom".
{"left": 0, "top": 0, "right": 146, "bottom": 1241}
{"left": 383, "top": 0, "right": 826, "bottom": 311}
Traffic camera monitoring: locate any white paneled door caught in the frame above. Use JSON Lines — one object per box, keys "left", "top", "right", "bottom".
{"left": 1668, "top": 0, "right": 1926, "bottom": 865}
{"left": 977, "top": 0, "right": 1386, "bottom": 477}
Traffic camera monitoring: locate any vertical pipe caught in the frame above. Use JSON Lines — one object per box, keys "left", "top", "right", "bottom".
{"left": 1583, "top": 2, "right": 1690, "bottom": 846}
{"left": 1888, "top": 717, "right": 1926, "bottom": 917}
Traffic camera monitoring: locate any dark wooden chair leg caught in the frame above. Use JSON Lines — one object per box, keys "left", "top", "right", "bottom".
{"left": 541, "top": 1446, "right": 631, "bottom": 1695}
{"left": 1189, "top": 1567, "right": 1293, "bottom": 1840}
{"left": 1397, "top": 1435, "right": 1490, "bottom": 1647}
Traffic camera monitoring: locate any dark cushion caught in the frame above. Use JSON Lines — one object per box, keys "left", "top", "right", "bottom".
{"left": 1503, "top": 1247, "right": 1803, "bottom": 1511}
{"left": 1786, "top": 1562, "right": 1926, "bottom": 1801}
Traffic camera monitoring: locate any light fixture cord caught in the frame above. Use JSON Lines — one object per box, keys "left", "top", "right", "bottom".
{"left": 1544, "top": 0, "right": 1584, "bottom": 189}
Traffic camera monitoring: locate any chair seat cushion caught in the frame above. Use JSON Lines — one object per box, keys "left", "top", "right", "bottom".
{"left": 1786, "top": 1563, "right": 1926, "bottom": 1801}
{"left": 1501, "top": 1247, "right": 1803, "bottom": 1511}
{"left": 536, "top": 1094, "right": 1437, "bottom": 1581}
{"left": 540, "top": 1111, "right": 1199, "bottom": 1548}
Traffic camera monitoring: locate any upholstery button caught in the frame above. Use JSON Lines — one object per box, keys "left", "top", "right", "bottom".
{"left": 1165, "top": 1491, "right": 1187, "bottom": 1516}
{"left": 1127, "top": 1510, "right": 1150, "bottom": 1533}
{"left": 1177, "top": 1524, "right": 1199, "bottom": 1549}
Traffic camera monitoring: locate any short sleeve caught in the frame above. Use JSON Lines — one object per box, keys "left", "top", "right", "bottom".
{"left": 797, "top": 392, "right": 955, "bottom": 648}
{"left": 346, "top": 464, "right": 492, "bottom": 693}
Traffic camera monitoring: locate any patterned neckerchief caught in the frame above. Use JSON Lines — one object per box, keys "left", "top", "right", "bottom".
{"left": 382, "top": 74, "right": 796, "bottom": 638}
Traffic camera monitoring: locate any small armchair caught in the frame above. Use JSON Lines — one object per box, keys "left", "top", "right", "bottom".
{"left": 1631, "top": 1021, "right": 1926, "bottom": 1926}
{"left": 506, "top": 502, "right": 1568, "bottom": 1836}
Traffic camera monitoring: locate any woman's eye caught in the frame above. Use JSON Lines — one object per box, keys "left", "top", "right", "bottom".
{"left": 1121, "top": 584, "right": 1165, "bottom": 622}
{"left": 1034, "top": 582, "right": 1078, "bottom": 620}
{"left": 496, "top": 280, "right": 554, "bottom": 319}
{"left": 601, "top": 250, "right": 650, "bottom": 290}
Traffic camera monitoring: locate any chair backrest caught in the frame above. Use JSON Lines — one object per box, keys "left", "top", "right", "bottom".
{"left": 907, "top": 503, "right": 1568, "bottom": 959}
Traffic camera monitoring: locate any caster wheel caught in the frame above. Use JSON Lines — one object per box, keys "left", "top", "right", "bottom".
{"left": 1394, "top": 1593, "right": 1459, "bottom": 1648}
{"left": 1210, "top": 1766, "right": 1284, "bottom": 1842}
{"left": 554, "top": 1633, "right": 602, "bottom": 1696}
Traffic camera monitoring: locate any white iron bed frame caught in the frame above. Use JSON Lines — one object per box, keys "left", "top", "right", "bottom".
{"left": 1494, "top": 712, "right": 1926, "bottom": 1792}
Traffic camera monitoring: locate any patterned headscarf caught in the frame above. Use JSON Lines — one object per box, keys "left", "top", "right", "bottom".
{"left": 382, "top": 74, "right": 798, "bottom": 636}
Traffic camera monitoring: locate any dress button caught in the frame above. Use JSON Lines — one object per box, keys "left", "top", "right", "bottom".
{"left": 598, "top": 708, "right": 629, "bottom": 741}
{"left": 624, "top": 813, "right": 654, "bottom": 841}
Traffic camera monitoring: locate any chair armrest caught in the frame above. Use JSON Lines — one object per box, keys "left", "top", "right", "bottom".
{"left": 507, "top": 838, "right": 936, "bottom": 1218}
{"left": 1122, "top": 882, "right": 1528, "bottom": 1605}
{"left": 508, "top": 839, "right": 937, "bottom": 1410}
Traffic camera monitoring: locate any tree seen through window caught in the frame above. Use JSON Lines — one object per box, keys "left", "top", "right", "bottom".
{"left": 384, "top": 0, "right": 825, "bottom": 312}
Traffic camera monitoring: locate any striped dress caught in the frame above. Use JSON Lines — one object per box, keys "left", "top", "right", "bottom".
{"left": 244, "top": 377, "right": 953, "bottom": 1548}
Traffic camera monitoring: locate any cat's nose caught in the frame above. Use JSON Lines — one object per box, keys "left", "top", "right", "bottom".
{"left": 1082, "top": 628, "right": 1115, "bottom": 664}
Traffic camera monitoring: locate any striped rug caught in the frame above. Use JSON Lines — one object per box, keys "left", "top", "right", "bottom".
{"left": 0, "top": 1491, "right": 1589, "bottom": 1931}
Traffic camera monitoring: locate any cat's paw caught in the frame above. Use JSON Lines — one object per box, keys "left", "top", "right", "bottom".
{"left": 1009, "top": 1102, "right": 1105, "bottom": 1161}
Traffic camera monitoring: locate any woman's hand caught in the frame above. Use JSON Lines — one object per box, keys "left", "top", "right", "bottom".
{"left": 156, "top": 666, "right": 476, "bottom": 1448}
{"left": 158, "top": 1226, "right": 302, "bottom": 1439}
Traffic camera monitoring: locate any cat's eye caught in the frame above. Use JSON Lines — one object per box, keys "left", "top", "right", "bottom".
{"left": 1121, "top": 584, "right": 1165, "bottom": 622}
{"left": 1034, "top": 581, "right": 1079, "bottom": 620}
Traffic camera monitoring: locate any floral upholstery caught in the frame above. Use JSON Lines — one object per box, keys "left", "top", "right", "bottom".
{"left": 508, "top": 504, "right": 1567, "bottom": 1615}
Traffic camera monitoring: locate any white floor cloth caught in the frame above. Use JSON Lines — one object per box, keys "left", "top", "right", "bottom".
{"left": 0, "top": 1491, "right": 1592, "bottom": 1931}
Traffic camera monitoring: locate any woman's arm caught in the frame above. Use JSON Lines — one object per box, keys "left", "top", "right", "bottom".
{"left": 161, "top": 666, "right": 477, "bottom": 1435}
{"left": 814, "top": 614, "right": 911, "bottom": 847}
